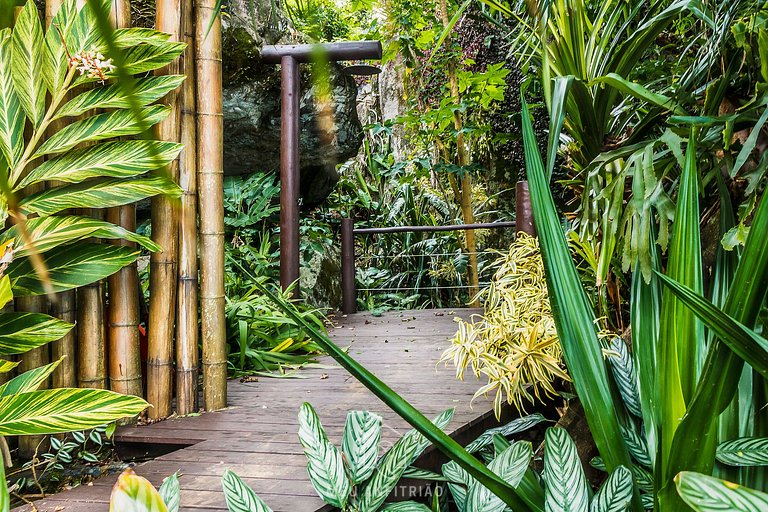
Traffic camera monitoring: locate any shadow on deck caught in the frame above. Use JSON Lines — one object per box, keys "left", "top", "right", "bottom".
{"left": 16, "top": 308, "right": 515, "bottom": 512}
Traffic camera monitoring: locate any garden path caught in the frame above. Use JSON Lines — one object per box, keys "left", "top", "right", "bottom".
{"left": 16, "top": 308, "right": 507, "bottom": 512}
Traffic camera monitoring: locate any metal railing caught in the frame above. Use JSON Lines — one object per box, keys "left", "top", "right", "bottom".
{"left": 340, "top": 181, "right": 535, "bottom": 314}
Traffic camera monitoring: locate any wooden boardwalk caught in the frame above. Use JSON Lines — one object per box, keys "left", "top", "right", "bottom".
{"left": 17, "top": 309, "right": 505, "bottom": 512}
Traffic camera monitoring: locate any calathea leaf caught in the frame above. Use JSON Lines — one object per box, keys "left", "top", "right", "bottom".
{"left": 464, "top": 413, "right": 548, "bottom": 453}
{"left": 0, "top": 313, "right": 72, "bottom": 356}
{"left": 716, "top": 437, "right": 768, "bottom": 467}
{"left": 605, "top": 337, "right": 642, "bottom": 418}
{"left": 221, "top": 470, "right": 272, "bottom": 512}
{"left": 11, "top": 0, "right": 46, "bottom": 128}
{"left": 443, "top": 460, "right": 472, "bottom": 512}
{"left": 544, "top": 427, "right": 589, "bottom": 512}
{"left": 0, "top": 357, "right": 63, "bottom": 396}
{"left": 465, "top": 441, "right": 533, "bottom": 512}
{"left": 17, "top": 140, "right": 183, "bottom": 189}
{"left": 675, "top": 471, "right": 768, "bottom": 511}
{"left": 158, "top": 472, "right": 180, "bottom": 512}
{"left": 621, "top": 425, "right": 652, "bottom": 468}
{"left": 379, "top": 502, "right": 432, "bottom": 511}
{"left": 341, "top": 410, "right": 382, "bottom": 484}
{"left": 590, "top": 465, "right": 633, "bottom": 512}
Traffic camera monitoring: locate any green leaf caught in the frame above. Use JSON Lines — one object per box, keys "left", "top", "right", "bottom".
{"left": 380, "top": 503, "right": 432, "bottom": 511}
{"left": 297, "top": 403, "right": 350, "bottom": 508}
{"left": 0, "top": 360, "right": 19, "bottom": 373}
{"left": 621, "top": 425, "right": 652, "bottom": 468}
{"left": 1, "top": 215, "right": 160, "bottom": 256}
{"left": 521, "top": 96, "right": 632, "bottom": 474}
{"left": 465, "top": 414, "right": 548, "bottom": 454}
{"left": 0, "top": 388, "right": 147, "bottom": 436}
{"left": 656, "top": 273, "right": 768, "bottom": 380}
{"left": 591, "top": 73, "right": 686, "bottom": 115}
{"left": 341, "top": 410, "right": 382, "bottom": 484}
{"left": 543, "top": 427, "right": 589, "bottom": 512}
{"left": 7, "top": 243, "right": 139, "bottom": 296}
{"left": 0, "top": 276, "right": 12, "bottom": 310}
{"left": 606, "top": 337, "right": 642, "bottom": 418}
{"left": 547, "top": 77, "right": 573, "bottom": 180}
{"left": 590, "top": 466, "right": 632, "bottom": 512}
{"left": 158, "top": 472, "right": 180, "bottom": 512}
{"left": 0, "top": 312, "right": 72, "bottom": 355}
{"left": 221, "top": 470, "right": 272, "bottom": 512}
{"left": 112, "top": 27, "right": 172, "bottom": 47}
{"left": 466, "top": 441, "right": 533, "bottom": 512}
{"left": 119, "top": 41, "right": 186, "bottom": 75}
{"left": 675, "top": 471, "right": 768, "bottom": 511}
{"left": 33, "top": 106, "right": 170, "bottom": 158}
{"left": 43, "top": 0, "right": 75, "bottom": 96}
{"left": 18, "top": 140, "right": 182, "bottom": 189}
{"left": 0, "top": 358, "right": 62, "bottom": 396}
{"left": 20, "top": 176, "right": 181, "bottom": 217}
{"left": 731, "top": 106, "right": 768, "bottom": 178}
{"left": 109, "top": 469, "right": 169, "bottom": 512}
{"left": 716, "top": 437, "right": 768, "bottom": 467}
{"left": 11, "top": 0, "right": 46, "bottom": 128}
{"left": 443, "top": 461, "right": 471, "bottom": 512}
{"left": 0, "top": 29, "right": 24, "bottom": 170}
{"left": 55, "top": 76, "right": 185, "bottom": 119}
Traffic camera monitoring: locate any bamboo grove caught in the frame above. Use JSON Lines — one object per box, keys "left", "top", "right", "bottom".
{"left": 0, "top": 0, "right": 227, "bottom": 444}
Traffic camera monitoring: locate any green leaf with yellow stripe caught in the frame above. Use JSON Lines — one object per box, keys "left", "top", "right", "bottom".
{"left": 11, "top": 0, "right": 46, "bottom": 128}
{"left": 0, "top": 312, "right": 72, "bottom": 355}
{"left": 0, "top": 358, "right": 62, "bottom": 396}
{"left": 0, "top": 29, "right": 24, "bottom": 170}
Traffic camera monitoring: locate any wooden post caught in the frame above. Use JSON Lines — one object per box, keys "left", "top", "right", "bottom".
{"left": 516, "top": 181, "right": 536, "bottom": 237}
{"left": 279, "top": 56, "right": 301, "bottom": 297}
{"left": 148, "top": 0, "right": 182, "bottom": 419}
{"left": 341, "top": 218, "right": 356, "bottom": 314}
{"left": 106, "top": 0, "right": 143, "bottom": 400}
{"left": 196, "top": 0, "right": 227, "bottom": 411}
{"left": 175, "top": 0, "right": 199, "bottom": 415}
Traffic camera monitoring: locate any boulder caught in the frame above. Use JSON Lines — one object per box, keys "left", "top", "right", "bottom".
{"left": 222, "top": 0, "right": 364, "bottom": 208}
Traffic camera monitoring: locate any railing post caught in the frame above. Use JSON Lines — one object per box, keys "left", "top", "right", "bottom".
{"left": 279, "top": 55, "right": 301, "bottom": 298}
{"left": 516, "top": 180, "right": 536, "bottom": 237}
{"left": 341, "top": 218, "right": 357, "bottom": 314}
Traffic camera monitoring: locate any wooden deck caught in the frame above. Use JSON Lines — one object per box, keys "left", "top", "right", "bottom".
{"left": 17, "top": 308, "right": 506, "bottom": 512}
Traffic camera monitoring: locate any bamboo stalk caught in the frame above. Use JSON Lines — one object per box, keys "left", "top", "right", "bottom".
{"left": 45, "top": 0, "right": 77, "bottom": 389}
{"left": 103, "top": 0, "right": 143, "bottom": 400}
{"left": 196, "top": 0, "right": 227, "bottom": 411}
{"left": 175, "top": 0, "right": 199, "bottom": 415}
{"left": 438, "top": 0, "right": 479, "bottom": 307}
{"left": 147, "top": 0, "right": 182, "bottom": 419}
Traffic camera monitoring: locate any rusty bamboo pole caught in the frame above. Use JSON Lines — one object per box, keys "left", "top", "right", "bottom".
{"left": 196, "top": 0, "right": 227, "bottom": 411}
{"left": 104, "top": 0, "right": 143, "bottom": 399}
{"left": 45, "top": 0, "right": 77, "bottom": 389}
{"left": 148, "top": 0, "right": 182, "bottom": 419}
{"left": 175, "top": 0, "right": 199, "bottom": 415}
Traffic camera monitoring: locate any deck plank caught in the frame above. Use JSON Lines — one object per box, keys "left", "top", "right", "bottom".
{"left": 14, "top": 308, "right": 505, "bottom": 512}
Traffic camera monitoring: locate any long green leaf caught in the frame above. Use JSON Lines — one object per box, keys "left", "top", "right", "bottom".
{"left": 0, "top": 357, "right": 62, "bottom": 396}
{"left": 118, "top": 41, "right": 186, "bottom": 75}
{"left": 0, "top": 388, "right": 147, "bottom": 435}
{"left": 521, "top": 96, "right": 632, "bottom": 473}
{"left": 20, "top": 176, "right": 181, "bottom": 216}
{"left": 543, "top": 427, "right": 589, "bottom": 512}
{"left": 716, "top": 437, "right": 768, "bottom": 467}
{"left": 33, "top": 105, "right": 169, "bottom": 158}
{"left": 0, "top": 28, "right": 24, "bottom": 169}
{"left": 231, "top": 258, "right": 533, "bottom": 511}
{"left": 341, "top": 410, "right": 382, "bottom": 484}
{"left": 55, "top": 75, "right": 185, "bottom": 119}
{"left": 590, "top": 466, "right": 633, "bottom": 512}
{"left": 591, "top": 73, "right": 686, "bottom": 115}
{"left": 43, "top": 0, "right": 75, "bottom": 96}
{"left": 547, "top": 76, "right": 573, "bottom": 179}
{"left": 657, "top": 274, "right": 768, "bottom": 380}
{"left": 18, "top": 140, "right": 182, "bottom": 189}
{"left": 7, "top": 243, "right": 139, "bottom": 295}
{"left": 11, "top": 0, "right": 45, "bottom": 128}
{"left": 675, "top": 472, "right": 768, "bottom": 511}
{"left": 0, "top": 312, "right": 72, "bottom": 355}
{"left": 221, "top": 470, "right": 272, "bottom": 512}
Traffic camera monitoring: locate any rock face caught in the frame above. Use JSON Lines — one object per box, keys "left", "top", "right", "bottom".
{"left": 222, "top": 0, "right": 364, "bottom": 208}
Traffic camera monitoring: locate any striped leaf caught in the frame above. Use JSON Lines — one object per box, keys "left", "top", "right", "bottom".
{"left": 55, "top": 76, "right": 185, "bottom": 120}
{"left": 380, "top": 502, "right": 432, "bottom": 511}
{"left": 112, "top": 27, "right": 172, "bottom": 47}
{"left": 18, "top": 140, "right": 183, "bottom": 190}
{"left": 7, "top": 243, "right": 139, "bottom": 296}
{"left": 521, "top": 96, "right": 632, "bottom": 472}
{"left": 158, "top": 472, "right": 180, "bottom": 512}
{"left": 20, "top": 176, "right": 181, "bottom": 217}
{"left": 33, "top": 106, "right": 170, "bottom": 158}
{"left": 407, "top": 407, "right": 454, "bottom": 465}
{"left": 621, "top": 426, "right": 652, "bottom": 468}
{"left": 0, "top": 360, "right": 20, "bottom": 373}
{"left": 11, "top": 0, "right": 45, "bottom": 128}
{"left": 675, "top": 471, "right": 768, "bottom": 512}
{"left": 109, "top": 469, "right": 168, "bottom": 512}
{"left": 0, "top": 29, "right": 24, "bottom": 170}
{"left": 0, "top": 358, "right": 62, "bottom": 396}
{"left": 341, "top": 410, "right": 382, "bottom": 484}
{"left": 0, "top": 388, "right": 148, "bottom": 436}
{"left": 221, "top": 470, "right": 272, "bottom": 512}
{"left": 543, "top": 427, "right": 589, "bottom": 512}
{"left": 466, "top": 441, "right": 533, "bottom": 512}
{"left": 716, "top": 437, "right": 768, "bottom": 467}
{"left": 119, "top": 41, "right": 186, "bottom": 76}
{"left": 0, "top": 312, "right": 72, "bottom": 355}
{"left": 297, "top": 403, "right": 351, "bottom": 508}
{"left": 590, "top": 466, "right": 632, "bottom": 512}
{"left": 630, "top": 464, "right": 654, "bottom": 494}
{"left": 443, "top": 461, "right": 471, "bottom": 512}
{"left": 0, "top": 276, "right": 10, "bottom": 310}
{"left": 465, "top": 414, "right": 548, "bottom": 453}
{"left": 0, "top": 443, "right": 8, "bottom": 512}
{"left": 2, "top": 216, "right": 160, "bottom": 256}
{"left": 43, "top": 0, "right": 75, "bottom": 96}
{"left": 606, "top": 337, "right": 642, "bottom": 418}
